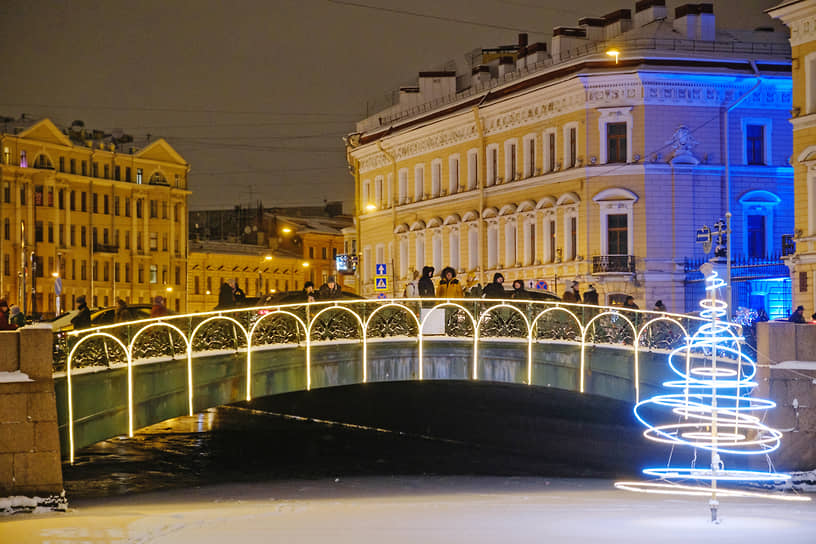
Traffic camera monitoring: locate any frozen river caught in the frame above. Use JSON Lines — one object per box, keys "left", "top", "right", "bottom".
{"left": 3, "top": 475, "right": 816, "bottom": 543}
{"left": 3, "top": 384, "right": 815, "bottom": 542}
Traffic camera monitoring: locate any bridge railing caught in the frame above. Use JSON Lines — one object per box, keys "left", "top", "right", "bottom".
{"left": 55, "top": 297, "right": 736, "bottom": 385}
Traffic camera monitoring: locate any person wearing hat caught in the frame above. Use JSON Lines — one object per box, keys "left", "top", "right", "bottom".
{"left": 418, "top": 266, "right": 436, "bottom": 298}
{"left": 319, "top": 275, "right": 342, "bottom": 300}
{"left": 483, "top": 272, "right": 505, "bottom": 299}
{"left": 0, "top": 299, "right": 16, "bottom": 330}
{"left": 436, "top": 266, "right": 463, "bottom": 299}
{"left": 71, "top": 295, "right": 92, "bottom": 329}
{"left": 583, "top": 285, "right": 599, "bottom": 305}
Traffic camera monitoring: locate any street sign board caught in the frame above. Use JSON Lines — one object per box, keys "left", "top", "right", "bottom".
{"left": 376, "top": 263, "right": 387, "bottom": 275}
{"left": 375, "top": 277, "right": 388, "bottom": 291}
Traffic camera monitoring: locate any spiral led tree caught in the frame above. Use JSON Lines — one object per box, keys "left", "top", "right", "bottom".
{"left": 615, "top": 270, "right": 810, "bottom": 522}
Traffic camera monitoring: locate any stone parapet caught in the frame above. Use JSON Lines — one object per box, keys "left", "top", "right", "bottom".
{"left": 0, "top": 326, "right": 63, "bottom": 497}
{"left": 756, "top": 321, "right": 816, "bottom": 470}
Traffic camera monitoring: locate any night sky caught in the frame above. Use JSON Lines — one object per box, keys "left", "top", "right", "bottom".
{"left": 0, "top": 0, "right": 782, "bottom": 213}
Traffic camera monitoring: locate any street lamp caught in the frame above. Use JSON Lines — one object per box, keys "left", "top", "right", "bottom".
{"left": 606, "top": 48, "right": 620, "bottom": 64}
{"left": 365, "top": 203, "right": 377, "bottom": 212}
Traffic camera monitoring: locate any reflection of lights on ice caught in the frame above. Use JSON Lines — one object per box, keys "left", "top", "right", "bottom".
{"left": 615, "top": 270, "right": 810, "bottom": 521}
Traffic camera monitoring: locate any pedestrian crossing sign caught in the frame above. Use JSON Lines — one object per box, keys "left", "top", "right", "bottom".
{"left": 375, "top": 277, "right": 388, "bottom": 291}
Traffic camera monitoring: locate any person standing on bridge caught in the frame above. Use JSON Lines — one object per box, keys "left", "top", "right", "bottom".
{"left": 483, "top": 272, "right": 505, "bottom": 299}
{"left": 217, "top": 280, "right": 234, "bottom": 309}
{"left": 418, "top": 266, "right": 435, "bottom": 298}
{"left": 0, "top": 299, "right": 17, "bottom": 330}
{"left": 70, "top": 295, "right": 92, "bottom": 330}
{"left": 562, "top": 280, "right": 581, "bottom": 303}
{"left": 151, "top": 296, "right": 169, "bottom": 318}
{"left": 436, "top": 267, "right": 463, "bottom": 299}
{"left": 319, "top": 275, "right": 342, "bottom": 300}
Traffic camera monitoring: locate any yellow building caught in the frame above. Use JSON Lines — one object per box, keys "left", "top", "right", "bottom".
{"left": 186, "top": 242, "right": 303, "bottom": 312}
{"left": 0, "top": 118, "right": 190, "bottom": 316}
{"left": 347, "top": 3, "right": 793, "bottom": 312}
{"left": 770, "top": 0, "right": 816, "bottom": 313}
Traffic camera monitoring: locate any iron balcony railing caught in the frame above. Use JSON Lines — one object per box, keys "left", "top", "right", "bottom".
{"left": 592, "top": 255, "right": 636, "bottom": 274}
{"left": 92, "top": 242, "right": 119, "bottom": 253}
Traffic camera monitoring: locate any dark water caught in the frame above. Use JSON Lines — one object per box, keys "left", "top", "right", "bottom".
{"left": 62, "top": 382, "right": 653, "bottom": 500}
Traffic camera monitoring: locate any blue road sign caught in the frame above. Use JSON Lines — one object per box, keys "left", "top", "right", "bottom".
{"left": 375, "top": 277, "right": 388, "bottom": 291}
{"left": 376, "top": 263, "right": 387, "bottom": 275}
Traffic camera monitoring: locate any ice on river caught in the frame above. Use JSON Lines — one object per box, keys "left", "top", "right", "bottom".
{"left": 2, "top": 476, "right": 815, "bottom": 544}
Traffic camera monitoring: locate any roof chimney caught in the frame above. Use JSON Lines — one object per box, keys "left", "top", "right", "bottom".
{"left": 634, "top": 0, "right": 667, "bottom": 27}
{"left": 498, "top": 56, "right": 515, "bottom": 78}
{"left": 471, "top": 65, "right": 491, "bottom": 87}
{"left": 551, "top": 27, "right": 587, "bottom": 61}
{"left": 578, "top": 17, "right": 606, "bottom": 41}
{"left": 602, "top": 9, "right": 632, "bottom": 39}
{"left": 674, "top": 4, "right": 714, "bottom": 40}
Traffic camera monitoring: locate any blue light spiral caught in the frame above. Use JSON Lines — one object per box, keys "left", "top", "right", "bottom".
{"left": 616, "top": 271, "right": 808, "bottom": 502}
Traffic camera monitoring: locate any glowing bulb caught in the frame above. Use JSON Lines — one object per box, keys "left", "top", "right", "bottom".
{"left": 282, "top": 227, "right": 292, "bottom": 234}
{"left": 606, "top": 49, "right": 620, "bottom": 64}
{"left": 365, "top": 203, "right": 377, "bottom": 211}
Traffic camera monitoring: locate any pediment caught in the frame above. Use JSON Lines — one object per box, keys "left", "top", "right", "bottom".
{"left": 136, "top": 138, "right": 187, "bottom": 165}
{"left": 17, "top": 119, "right": 73, "bottom": 147}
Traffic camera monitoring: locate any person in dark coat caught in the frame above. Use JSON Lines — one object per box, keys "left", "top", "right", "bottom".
{"left": 319, "top": 275, "right": 342, "bottom": 300}
{"left": 418, "top": 266, "right": 435, "bottom": 298}
{"left": 583, "top": 285, "right": 599, "bottom": 305}
{"left": 217, "top": 281, "right": 234, "bottom": 309}
{"left": 483, "top": 272, "right": 505, "bottom": 299}
{"left": 789, "top": 305, "right": 806, "bottom": 323}
{"left": 71, "top": 295, "right": 92, "bottom": 329}
{"left": 510, "top": 279, "right": 528, "bottom": 299}
{"left": 9, "top": 305, "right": 24, "bottom": 328}
{"left": 302, "top": 281, "right": 316, "bottom": 303}
{"left": 623, "top": 295, "right": 639, "bottom": 309}
{"left": 232, "top": 279, "right": 246, "bottom": 306}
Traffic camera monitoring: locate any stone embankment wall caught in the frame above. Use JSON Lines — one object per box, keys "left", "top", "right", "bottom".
{"left": 0, "top": 326, "right": 63, "bottom": 496}
{"left": 756, "top": 322, "right": 816, "bottom": 470}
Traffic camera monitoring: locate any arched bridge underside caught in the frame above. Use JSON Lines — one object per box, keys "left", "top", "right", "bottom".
{"left": 53, "top": 299, "right": 726, "bottom": 462}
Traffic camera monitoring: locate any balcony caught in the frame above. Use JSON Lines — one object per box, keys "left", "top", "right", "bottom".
{"left": 93, "top": 243, "right": 119, "bottom": 254}
{"left": 592, "top": 255, "right": 635, "bottom": 274}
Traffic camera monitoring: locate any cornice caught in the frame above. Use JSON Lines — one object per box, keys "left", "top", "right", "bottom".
{"left": 768, "top": 1, "right": 816, "bottom": 46}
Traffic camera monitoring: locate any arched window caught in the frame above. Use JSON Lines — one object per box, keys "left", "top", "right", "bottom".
{"left": 738, "top": 190, "right": 781, "bottom": 259}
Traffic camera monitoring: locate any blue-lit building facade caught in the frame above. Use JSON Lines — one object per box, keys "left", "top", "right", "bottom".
{"left": 347, "top": 1, "right": 794, "bottom": 317}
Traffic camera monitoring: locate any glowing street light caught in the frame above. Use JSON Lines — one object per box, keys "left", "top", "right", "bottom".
{"left": 606, "top": 48, "right": 620, "bottom": 64}
{"left": 365, "top": 203, "right": 377, "bottom": 212}
{"left": 281, "top": 227, "right": 292, "bottom": 234}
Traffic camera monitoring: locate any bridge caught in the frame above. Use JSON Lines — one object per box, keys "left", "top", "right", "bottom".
{"left": 53, "top": 298, "right": 722, "bottom": 466}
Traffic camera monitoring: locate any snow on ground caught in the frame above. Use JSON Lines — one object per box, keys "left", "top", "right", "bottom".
{"left": 0, "top": 371, "right": 31, "bottom": 383}
{"left": 1, "top": 476, "right": 814, "bottom": 544}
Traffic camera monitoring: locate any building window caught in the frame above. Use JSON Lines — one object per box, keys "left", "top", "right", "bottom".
{"left": 136, "top": 168, "right": 143, "bottom": 184}
{"left": 548, "top": 217, "right": 556, "bottom": 262}
{"left": 58, "top": 189, "right": 64, "bottom": 209}
{"left": 70, "top": 158, "right": 76, "bottom": 174}
{"left": 487, "top": 145, "right": 499, "bottom": 186}
{"left": 149, "top": 232, "right": 158, "bottom": 251}
{"left": 3, "top": 254, "right": 8, "bottom": 276}
{"left": 126, "top": 167, "right": 131, "bottom": 182}
{"left": 125, "top": 263, "right": 131, "bottom": 283}
{"left": 114, "top": 196, "right": 120, "bottom": 216}
{"left": 125, "top": 198, "right": 131, "bottom": 217}
{"left": 505, "top": 140, "right": 517, "bottom": 182}
{"left": 523, "top": 134, "right": 536, "bottom": 178}
{"left": 103, "top": 164, "right": 110, "bottom": 179}
{"left": 81, "top": 160, "right": 87, "bottom": 176}
{"left": 747, "top": 215, "right": 765, "bottom": 258}
{"left": 545, "top": 130, "right": 556, "bottom": 172}
{"left": 468, "top": 224, "right": 478, "bottom": 271}
{"left": 114, "top": 165, "right": 121, "bottom": 180}
{"left": 414, "top": 233, "right": 425, "bottom": 272}
{"left": 59, "top": 157, "right": 65, "bottom": 172}
{"left": 467, "top": 149, "right": 478, "bottom": 190}
{"left": 150, "top": 264, "right": 158, "bottom": 283}
{"left": 523, "top": 216, "right": 536, "bottom": 265}
{"left": 606, "top": 123, "right": 627, "bottom": 163}
{"left": 362, "top": 179, "right": 371, "bottom": 209}
{"left": 449, "top": 156, "right": 460, "bottom": 194}
{"left": 504, "top": 220, "right": 517, "bottom": 266}
{"left": 81, "top": 226, "right": 86, "bottom": 247}
{"left": 399, "top": 236, "right": 408, "bottom": 278}
{"left": 2, "top": 182, "right": 9, "bottom": 203}
{"left": 48, "top": 222, "right": 54, "bottom": 243}
{"left": 104, "top": 194, "right": 109, "bottom": 214}
{"left": 3, "top": 219, "right": 8, "bottom": 241}
{"left": 598, "top": 107, "right": 633, "bottom": 164}
{"left": 374, "top": 176, "right": 384, "bottom": 208}
{"left": 414, "top": 165, "right": 424, "bottom": 202}
{"left": 487, "top": 222, "right": 498, "bottom": 269}
{"left": 321, "top": 247, "right": 327, "bottom": 259}
{"left": 92, "top": 193, "right": 98, "bottom": 213}
{"left": 607, "top": 214, "right": 628, "bottom": 255}
{"left": 20, "top": 150, "right": 27, "bottom": 168}
{"left": 81, "top": 192, "right": 86, "bottom": 212}
{"left": 739, "top": 190, "right": 781, "bottom": 259}
{"left": 743, "top": 121, "right": 771, "bottom": 166}
{"left": 136, "top": 199, "right": 142, "bottom": 218}
{"left": 448, "top": 228, "right": 460, "bottom": 272}
{"left": 431, "top": 160, "right": 441, "bottom": 197}
{"left": 593, "top": 187, "right": 638, "bottom": 257}
{"left": 565, "top": 124, "right": 578, "bottom": 168}
{"left": 431, "top": 231, "right": 442, "bottom": 271}
{"left": 20, "top": 185, "right": 26, "bottom": 206}
{"left": 398, "top": 169, "right": 408, "bottom": 205}
{"left": 92, "top": 162, "right": 98, "bottom": 177}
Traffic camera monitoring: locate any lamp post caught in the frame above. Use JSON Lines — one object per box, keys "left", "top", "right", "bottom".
{"left": 258, "top": 254, "right": 272, "bottom": 296}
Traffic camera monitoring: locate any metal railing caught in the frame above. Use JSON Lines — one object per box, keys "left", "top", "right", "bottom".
{"left": 592, "top": 255, "right": 636, "bottom": 274}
